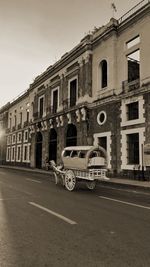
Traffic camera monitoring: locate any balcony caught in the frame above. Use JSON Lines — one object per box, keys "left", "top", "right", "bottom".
{"left": 62, "top": 99, "right": 69, "bottom": 111}
{"left": 122, "top": 79, "right": 140, "bottom": 93}
{"left": 24, "top": 121, "right": 29, "bottom": 127}
{"left": 46, "top": 105, "right": 60, "bottom": 115}
{"left": 51, "top": 105, "right": 58, "bottom": 114}
{"left": 12, "top": 126, "right": 16, "bottom": 132}
{"left": 33, "top": 111, "right": 38, "bottom": 119}
{"left": 17, "top": 123, "right": 22, "bottom": 130}
{"left": 6, "top": 128, "right": 10, "bottom": 134}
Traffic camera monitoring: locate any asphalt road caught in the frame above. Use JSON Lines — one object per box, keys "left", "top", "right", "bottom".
{"left": 0, "top": 168, "right": 150, "bottom": 267}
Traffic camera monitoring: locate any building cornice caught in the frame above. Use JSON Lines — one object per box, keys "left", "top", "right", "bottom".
{"left": 30, "top": 42, "right": 92, "bottom": 89}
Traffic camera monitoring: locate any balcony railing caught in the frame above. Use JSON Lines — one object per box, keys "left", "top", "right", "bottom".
{"left": 17, "top": 123, "right": 22, "bottom": 130}
{"left": 62, "top": 99, "right": 69, "bottom": 111}
{"left": 12, "top": 126, "right": 16, "bottom": 132}
{"left": 24, "top": 121, "right": 29, "bottom": 127}
{"left": 122, "top": 79, "right": 140, "bottom": 93}
{"left": 62, "top": 98, "right": 77, "bottom": 110}
{"left": 46, "top": 105, "right": 59, "bottom": 115}
{"left": 33, "top": 111, "right": 38, "bottom": 119}
{"left": 6, "top": 128, "right": 10, "bottom": 134}
{"left": 51, "top": 105, "right": 58, "bottom": 114}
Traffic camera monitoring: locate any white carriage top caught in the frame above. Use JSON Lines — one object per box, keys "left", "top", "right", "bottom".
{"left": 61, "top": 145, "right": 107, "bottom": 171}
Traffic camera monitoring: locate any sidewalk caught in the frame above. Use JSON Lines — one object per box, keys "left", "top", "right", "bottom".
{"left": 0, "top": 165, "right": 150, "bottom": 192}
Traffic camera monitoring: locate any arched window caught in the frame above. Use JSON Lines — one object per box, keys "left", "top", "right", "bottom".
{"left": 100, "top": 60, "right": 107, "bottom": 88}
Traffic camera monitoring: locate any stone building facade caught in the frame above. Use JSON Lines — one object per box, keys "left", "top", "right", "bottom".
{"left": 0, "top": 0, "right": 150, "bottom": 178}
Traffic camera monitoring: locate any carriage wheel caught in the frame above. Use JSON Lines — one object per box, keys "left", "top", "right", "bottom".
{"left": 86, "top": 181, "right": 96, "bottom": 190}
{"left": 65, "top": 170, "right": 76, "bottom": 191}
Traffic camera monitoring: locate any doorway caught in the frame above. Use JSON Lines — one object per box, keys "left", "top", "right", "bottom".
{"left": 49, "top": 129, "right": 57, "bottom": 163}
{"left": 66, "top": 124, "right": 77, "bottom": 147}
{"left": 36, "top": 132, "right": 43, "bottom": 168}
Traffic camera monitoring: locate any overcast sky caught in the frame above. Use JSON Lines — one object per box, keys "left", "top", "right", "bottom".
{"left": 0, "top": 0, "right": 140, "bottom": 108}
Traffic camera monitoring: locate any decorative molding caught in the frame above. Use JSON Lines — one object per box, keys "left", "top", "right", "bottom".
{"left": 67, "top": 113, "right": 71, "bottom": 124}
{"left": 81, "top": 107, "right": 86, "bottom": 121}
{"left": 30, "top": 124, "right": 35, "bottom": 133}
{"left": 75, "top": 109, "right": 81, "bottom": 122}
{"left": 56, "top": 117, "right": 60, "bottom": 127}
{"left": 84, "top": 51, "right": 92, "bottom": 63}
{"left": 49, "top": 119, "right": 53, "bottom": 128}
{"left": 59, "top": 115, "right": 64, "bottom": 126}
{"left": 41, "top": 121, "right": 47, "bottom": 131}
{"left": 41, "top": 121, "right": 44, "bottom": 130}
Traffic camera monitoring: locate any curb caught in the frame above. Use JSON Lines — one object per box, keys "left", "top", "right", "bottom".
{"left": 0, "top": 165, "right": 53, "bottom": 177}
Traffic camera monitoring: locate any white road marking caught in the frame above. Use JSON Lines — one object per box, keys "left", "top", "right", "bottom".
{"left": 99, "top": 196, "right": 150, "bottom": 210}
{"left": 26, "top": 178, "right": 42, "bottom": 184}
{"left": 29, "top": 202, "right": 77, "bottom": 225}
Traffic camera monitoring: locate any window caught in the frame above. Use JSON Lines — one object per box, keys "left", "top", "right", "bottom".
{"left": 27, "top": 109, "right": 29, "bottom": 122}
{"left": 24, "top": 130, "right": 28, "bottom": 142}
{"left": 127, "top": 102, "right": 139, "bottom": 120}
{"left": 9, "top": 118, "right": 12, "bottom": 129}
{"left": 98, "top": 136, "right": 107, "bottom": 157}
{"left": 20, "top": 112, "right": 22, "bottom": 125}
{"left": 17, "top": 132, "right": 22, "bottom": 143}
{"left": 79, "top": 151, "right": 86, "bottom": 158}
{"left": 64, "top": 150, "right": 71, "bottom": 157}
{"left": 97, "top": 111, "right": 107, "bottom": 125}
{"left": 69, "top": 78, "right": 77, "bottom": 107}
{"left": 23, "top": 144, "right": 30, "bottom": 162}
{"left": 17, "top": 146, "right": 21, "bottom": 162}
{"left": 28, "top": 144, "right": 31, "bottom": 161}
{"left": 14, "top": 115, "right": 17, "bottom": 128}
{"left": 121, "top": 96, "right": 145, "bottom": 127}
{"left": 6, "top": 147, "right": 11, "bottom": 161}
{"left": 51, "top": 88, "right": 59, "bottom": 113}
{"left": 7, "top": 136, "right": 11, "bottom": 145}
{"left": 101, "top": 60, "right": 107, "bottom": 88}
{"left": 127, "top": 133, "right": 139, "bottom": 164}
{"left": 127, "top": 49, "right": 140, "bottom": 82}
{"left": 126, "top": 36, "right": 140, "bottom": 49}
{"left": 12, "top": 134, "right": 16, "bottom": 144}
{"left": 71, "top": 150, "right": 78, "bottom": 157}
{"left": 23, "top": 145, "right": 28, "bottom": 161}
{"left": 39, "top": 96, "right": 44, "bottom": 117}
{"left": 98, "top": 136, "right": 107, "bottom": 151}
{"left": 94, "top": 132, "right": 111, "bottom": 169}
{"left": 11, "top": 146, "right": 15, "bottom": 161}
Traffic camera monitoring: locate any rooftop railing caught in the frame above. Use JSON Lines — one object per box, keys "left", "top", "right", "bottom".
{"left": 118, "top": 0, "right": 150, "bottom": 24}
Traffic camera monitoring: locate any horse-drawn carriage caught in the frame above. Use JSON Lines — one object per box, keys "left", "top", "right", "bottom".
{"left": 50, "top": 145, "right": 109, "bottom": 191}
